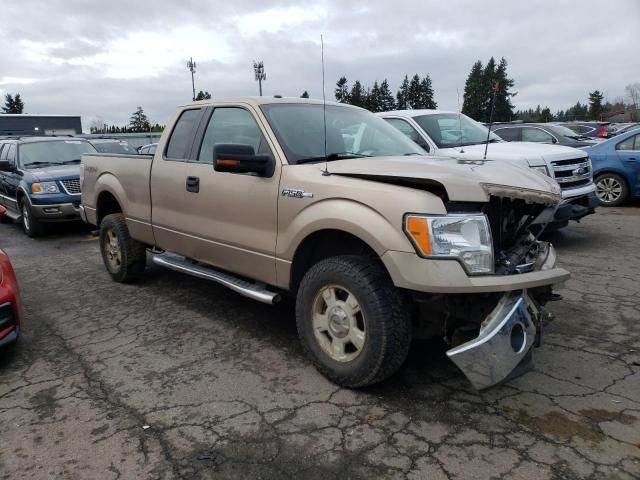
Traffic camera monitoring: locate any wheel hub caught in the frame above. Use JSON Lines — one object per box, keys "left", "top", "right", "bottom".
{"left": 328, "top": 307, "right": 350, "bottom": 338}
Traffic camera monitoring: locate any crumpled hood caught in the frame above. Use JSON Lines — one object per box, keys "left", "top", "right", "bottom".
{"left": 440, "top": 141, "right": 588, "bottom": 167}
{"left": 26, "top": 164, "right": 80, "bottom": 182}
{"left": 327, "top": 155, "right": 561, "bottom": 204}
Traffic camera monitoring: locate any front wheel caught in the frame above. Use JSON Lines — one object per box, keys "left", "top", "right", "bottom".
{"left": 595, "top": 173, "right": 629, "bottom": 207}
{"left": 296, "top": 255, "right": 411, "bottom": 388}
{"left": 99, "top": 213, "right": 146, "bottom": 282}
{"left": 20, "top": 200, "right": 46, "bottom": 237}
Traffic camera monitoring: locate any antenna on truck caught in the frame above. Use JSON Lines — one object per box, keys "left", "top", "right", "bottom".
{"left": 321, "top": 34, "right": 330, "bottom": 176}
{"left": 483, "top": 81, "right": 499, "bottom": 160}
{"left": 456, "top": 88, "right": 464, "bottom": 154}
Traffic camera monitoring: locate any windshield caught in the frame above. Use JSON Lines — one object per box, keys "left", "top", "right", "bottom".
{"left": 260, "top": 103, "right": 424, "bottom": 164}
{"left": 413, "top": 113, "right": 501, "bottom": 149}
{"left": 548, "top": 125, "right": 583, "bottom": 138}
{"left": 92, "top": 141, "right": 136, "bottom": 154}
{"left": 19, "top": 140, "right": 97, "bottom": 169}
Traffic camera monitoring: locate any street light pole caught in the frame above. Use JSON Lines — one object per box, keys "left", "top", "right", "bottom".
{"left": 253, "top": 61, "right": 266, "bottom": 96}
{"left": 187, "top": 57, "right": 197, "bottom": 101}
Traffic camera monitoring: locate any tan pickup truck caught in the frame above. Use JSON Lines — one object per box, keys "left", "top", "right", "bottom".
{"left": 80, "top": 97, "right": 570, "bottom": 390}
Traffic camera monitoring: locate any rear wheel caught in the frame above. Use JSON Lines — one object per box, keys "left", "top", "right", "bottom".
{"left": 99, "top": 213, "right": 146, "bottom": 282}
{"left": 595, "top": 173, "right": 628, "bottom": 207}
{"left": 296, "top": 255, "right": 411, "bottom": 388}
{"left": 19, "top": 199, "right": 45, "bottom": 237}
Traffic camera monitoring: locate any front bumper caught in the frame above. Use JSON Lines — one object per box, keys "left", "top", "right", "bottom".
{"left": 446, "top": 290, "right": 538, "bottom": 390}
{"left": 382, "top": 242, "right": 569, "bottom": 294}
{"left": 554, "top": 190, "right": 598, "bottom": 222}
{"left": 31, "top": 202, "right": 81, "bottom": 222}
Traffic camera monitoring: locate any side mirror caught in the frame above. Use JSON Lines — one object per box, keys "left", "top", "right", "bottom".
{"left": 0, "top": 160, "right": 12, "bottom": 172}
{"left": 551, "top": 137, "right": 558, "bottom": 144}
{"left": 213, "top": 144, "right": 272, "bottom": 176}
{"left": 0, "top": 205, "right": 6, "bottom": 217}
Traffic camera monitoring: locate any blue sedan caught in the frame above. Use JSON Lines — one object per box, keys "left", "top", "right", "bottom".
{"left": 584, "top": 128, "right": 640, "bottom": 206}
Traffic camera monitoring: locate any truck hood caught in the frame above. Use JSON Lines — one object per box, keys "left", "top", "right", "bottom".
{"left": 25, "top": 164, "right": 80, "bottom": 182}
{"left": 439, "top": 141, "right": 588, "bottom": 167}
{"left": 327, "top": 156, "right": 561, "bottom": 204}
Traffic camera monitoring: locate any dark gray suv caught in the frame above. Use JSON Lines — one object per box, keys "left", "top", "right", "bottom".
{"left": 491, "top": 123, "right": 596, "bottom": 148}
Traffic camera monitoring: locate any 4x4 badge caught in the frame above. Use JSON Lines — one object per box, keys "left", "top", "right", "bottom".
{"left": 281, "top": 188, "right": 313, "bottom": 198}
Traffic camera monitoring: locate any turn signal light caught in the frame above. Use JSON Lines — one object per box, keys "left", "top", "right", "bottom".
{"left": 405, "top": 216, "right": 431, "bottom": 255}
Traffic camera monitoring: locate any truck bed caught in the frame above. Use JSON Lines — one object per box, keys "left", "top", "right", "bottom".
{"left": 80, "top": 153, "right": 154, "bottom": 240}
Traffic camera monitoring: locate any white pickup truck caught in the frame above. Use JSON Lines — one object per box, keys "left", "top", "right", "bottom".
{"left": 378, "top": 110, "right": 598, "bottom": 229}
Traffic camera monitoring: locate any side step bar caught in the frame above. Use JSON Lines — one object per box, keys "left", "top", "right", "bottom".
{"left": 152, "top": 253, "right": 281, "bottom": 304}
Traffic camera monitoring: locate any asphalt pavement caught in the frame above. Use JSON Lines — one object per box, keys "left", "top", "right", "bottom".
{"left": 0, "top": 209, "right": 639, "bottom": 479}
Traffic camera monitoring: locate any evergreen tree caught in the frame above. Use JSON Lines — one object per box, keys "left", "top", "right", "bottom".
{"left": 129, "top": 106, "right": 151, "bottom": 132}
{"left": 481, "top": 57, "right": 497, "bottom": 122}
{"left": 367, "top": 82, "right": 381, "bottom": 112}
{"left": 349, "top": 81, "right": 367, "bottom": 108}
{"left": 195, "top": 91, "right": 212, "bottom": 100}
{"left": 462, "top": 61, "right": 484, "bottom": 120}
{"left": 300, "top": 91, "right": 309, "bottom": 98}
{"left": 588, "top": 90, "right": 604, "bottom": 120}
{"left": 396, "top": 75, "right": 410, "bottom": 110}
{"left": 335, "top": 77, "right": 349, "bottom": 103}
{"left": 407, "top": 74, "right": 421, "bottom": 109}
{"left": 2, "top": 93, "right": 24, "bottom": 114}
{"left": 378, "top": 79, "right": 396, "bottom": 111}
{"left": 539, "top": 107, "right": 553, "bottom": 122}
{"left": 493, "top": 58, "right": 515, "bottom": 121}
{"left": 418, "top": 75, "right": 437, "bottom": 109}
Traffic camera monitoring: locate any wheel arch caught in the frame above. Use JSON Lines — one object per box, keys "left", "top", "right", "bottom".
{"left": 96, "top": 190, "right": 123, "bottom": 225}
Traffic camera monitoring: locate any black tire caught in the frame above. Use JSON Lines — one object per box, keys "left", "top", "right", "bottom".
{"left": 296, "top": 255, "right": 411, "bottom": 388}
{"left": 595, "top": 173, "right": 629, "bottom": 207}
{"left": 19, "top": 199, "right": 46, "bottom": 237}
{"left": 99, "top": 213, "right": 146, "bottom": 282}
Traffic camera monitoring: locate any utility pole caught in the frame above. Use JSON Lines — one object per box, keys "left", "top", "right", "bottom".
{"left": 187, "top": 57, "right": 197, "bottom": 101}
{"left": 253, "top": 61, "right": 266, "bottom": 96}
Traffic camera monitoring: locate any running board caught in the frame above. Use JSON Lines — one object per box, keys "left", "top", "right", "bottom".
{"left": 152, "top": 253, "right": 281, "bottom": 304}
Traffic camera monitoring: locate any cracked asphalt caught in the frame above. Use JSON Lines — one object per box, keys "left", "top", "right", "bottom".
{"left": 0, "top": 208, "right": 639, "bottom": 480}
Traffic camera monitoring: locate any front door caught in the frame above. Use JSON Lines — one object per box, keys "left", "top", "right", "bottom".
{"left": 615, "top": 133, "right": 640, "bottom": 189}
{"left": 182, "top": 105, "right": 281, "bottom": 285}
{"left": 2, "top": 144, "right": 21, "bottom": 215}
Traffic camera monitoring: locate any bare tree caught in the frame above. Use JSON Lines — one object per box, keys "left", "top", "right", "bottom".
{"left": 626, "top": 83, "right": 640, "bottom": 108}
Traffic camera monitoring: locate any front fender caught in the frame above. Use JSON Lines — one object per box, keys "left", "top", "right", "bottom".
{"left": 277, "top": 198, "right": 415, "bottom": 261}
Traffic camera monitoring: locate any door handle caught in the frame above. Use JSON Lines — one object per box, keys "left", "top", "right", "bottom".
{"left": 186, "top": 176, "right": 200, "bottom": 193}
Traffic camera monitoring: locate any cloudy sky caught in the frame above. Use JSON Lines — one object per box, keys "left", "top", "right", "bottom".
{"left": 1, "top": 0, "right": 638, "bottom": 130}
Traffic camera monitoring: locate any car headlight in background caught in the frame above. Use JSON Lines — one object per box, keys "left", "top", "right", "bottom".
{"left": 31, "top": 182, "right": 60, "bottom": 194}
{"left": 404, "top": 214, "right": 494, "bottom": 274}
{"left": 530, "top": 165, "right": 550, "bottom": 177}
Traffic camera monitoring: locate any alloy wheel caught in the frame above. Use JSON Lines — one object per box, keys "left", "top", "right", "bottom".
{"left": 596, "top": 177, "right": 622, "bottom": 204}
{"left": 312, "top": 284, "right": 366, "bottom": 362}
{"left": 104, "top": 228, "right": 122, "bottom": 271}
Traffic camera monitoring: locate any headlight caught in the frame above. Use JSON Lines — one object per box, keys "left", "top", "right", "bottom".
{"left": 31, "top": 182, "right": 60, "bottom": 194}
{"left": 405, "top": 214, "right": 494, "bottom": 274}
{"left": 530, "top": 165, "right": 550, "bottom": 177}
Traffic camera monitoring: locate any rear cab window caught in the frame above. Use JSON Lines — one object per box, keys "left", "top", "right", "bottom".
{"left": 165, "top": 109, "right": 203, "bottom": 160}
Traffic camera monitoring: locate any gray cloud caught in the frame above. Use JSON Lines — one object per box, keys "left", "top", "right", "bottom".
{"left": 1, "top": 0, "right": 638, "bottom": 129}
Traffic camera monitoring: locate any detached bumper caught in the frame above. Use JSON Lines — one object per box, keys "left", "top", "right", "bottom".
{"left": 446, "top": 290, "right": 538, "bottom": 390}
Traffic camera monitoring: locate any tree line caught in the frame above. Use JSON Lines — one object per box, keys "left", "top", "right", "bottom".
{"left": 333, "top": 74, "right": 437, "bottom": 112}
{"left": 90, "top": 107, "right": 164, "bottom": 134}
{"left": 515, "top": 83, "right": 640, "bottom": 122}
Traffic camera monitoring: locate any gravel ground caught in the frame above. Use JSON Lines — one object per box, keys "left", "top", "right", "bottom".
{"left": 0, "top": 208, "right": 639, "bottom": 480}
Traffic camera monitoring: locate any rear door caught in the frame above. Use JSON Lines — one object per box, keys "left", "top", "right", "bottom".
{"left": 493, "top": 127, "right": 522, "bottom": 142}
{"left": 3, "top": 144, "right": 20, "bottom": 215}
{"left": 181, "top": 104, "right": 281, "bottom": 285}
{"left": 150, "top": 107, "right": 206, "bottom": 252}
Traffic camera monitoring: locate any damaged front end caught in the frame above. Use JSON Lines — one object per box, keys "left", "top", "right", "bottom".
{"left": 440, "top": 192, "right": 564, "bottom": 390}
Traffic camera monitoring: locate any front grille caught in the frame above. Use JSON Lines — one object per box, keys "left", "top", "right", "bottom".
{"left": 551, "top": 157, "right": 592, "bottom": 189}
{"left": 61, "top": 178, "right": 81, "bottom": 194}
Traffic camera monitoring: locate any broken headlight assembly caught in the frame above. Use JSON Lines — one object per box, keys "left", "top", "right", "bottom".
{"left": 404, "top": 214, "right": 494, "bottom": 274}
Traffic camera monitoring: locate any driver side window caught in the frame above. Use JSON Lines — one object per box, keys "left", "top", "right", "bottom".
{"left": 198, "top": 107, "right": 270, "bottom": 163}
{"left": 384, "top": 118, "right": 430, "bottom": 152}
{"left": 616, "top": 134, "right": 639, "bottom": 151}
{"left": 522, "top": 127, "right": 553, "bottom": 143}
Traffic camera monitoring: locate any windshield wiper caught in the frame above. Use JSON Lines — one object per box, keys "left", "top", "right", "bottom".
{"left": 61, "top": 159, "right": 82, "bottom": 164}
{"left": 296, "top": 152, "right": 372, "bottom": 165}
{"left": 24, "top": 161, "right": 54, "bottom": 168}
